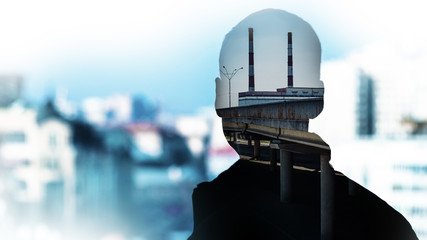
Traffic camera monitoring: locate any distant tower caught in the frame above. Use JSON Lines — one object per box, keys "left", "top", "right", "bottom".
{"left": 0, "top": 75, "right": 22, "bottom": 107}
{"left": 248, "top": 28, "right": 255, "bottom": 92}
{"left": 357, "top": 72, "right": 375, "bottom": 136}
{"left": 287, "top": 32, "right": 293, "bottom": 88}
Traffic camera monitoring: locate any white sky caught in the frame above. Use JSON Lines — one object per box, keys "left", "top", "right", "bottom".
{"left": 0, "top": 0, "right": 426, "bottom": 113}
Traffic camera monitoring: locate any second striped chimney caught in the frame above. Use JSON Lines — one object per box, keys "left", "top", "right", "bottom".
{"left": 248, "top": 28, "right": 255, "bottom": 92}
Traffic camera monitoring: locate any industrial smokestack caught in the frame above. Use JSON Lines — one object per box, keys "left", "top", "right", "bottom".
{"left": 287, "top": 32, "right": 293, "bottom": 88}
{"left": 248, "top": 28, "right": 255, "bottom": 92}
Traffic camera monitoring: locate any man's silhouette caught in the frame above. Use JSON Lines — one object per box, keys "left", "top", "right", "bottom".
{"left": 189, "top": 9, "right": 418, "bottom": 240}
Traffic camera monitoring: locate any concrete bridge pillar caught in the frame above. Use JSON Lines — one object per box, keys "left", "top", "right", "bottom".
{"left": 320, "top": 153, "right": 334, "bottom": 240}
{"left": 254, "top": 139, "right": 260, "bottom": 159}
{"left": 270, "top": 148, "right": 277, "bottom": 172}
{"left": 280, "top": 149, "right": 293, "bottom": 202}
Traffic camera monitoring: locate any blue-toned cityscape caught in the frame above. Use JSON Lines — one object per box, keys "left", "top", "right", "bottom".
{"left": 1, "top": 1, "right": 427, "bottom": 239}
{"left": 0, "top": 76, "right": 237, "bottom": 240}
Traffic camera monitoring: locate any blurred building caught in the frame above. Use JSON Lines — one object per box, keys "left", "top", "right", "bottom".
{"left": 0, "top": 76, "right": 22, "bottom": 108}
{"left": 80, "top": 94, "right": 159, "bottom": 127}
{"left": 0, "top": 77, "right": 212, "bottom": 239}
{"left": 352, "top": 69, "right": 427, "bottom": 239}
{"left": 337, "top": 140, "right": 427, "bottom": 240}
{"left": 126, "top": 122, "right": 163, "bottom": 162}
{"left": 132, "top": 94, "right": 158, "bottom": 122}
{"left": 81, "top": 95, "right": 132, "bottom": 126}
{"left": 356, "top": 72, "right": 375, "bottom": 137}
{"left": 0, "top": 101, "right": 76, "bottom": 223}
{"left": 392, "top": 157, "right": 427, "bottom": 239}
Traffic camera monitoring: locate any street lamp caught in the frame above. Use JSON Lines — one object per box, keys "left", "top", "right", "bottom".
{"left": 220, "top": 66, "right": 243, "bottom": 107}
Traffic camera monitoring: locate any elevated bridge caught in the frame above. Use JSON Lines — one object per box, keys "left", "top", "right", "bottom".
{"left": 217, "top": 98, "right": 336, "bottom": 240}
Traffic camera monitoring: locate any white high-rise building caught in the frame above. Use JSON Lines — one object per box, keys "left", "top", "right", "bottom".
{"left": 314, "top": 49, "right": 427, "bottom": 239}
{"left": 333, "top": 139, "right": 427, "bottom": 240}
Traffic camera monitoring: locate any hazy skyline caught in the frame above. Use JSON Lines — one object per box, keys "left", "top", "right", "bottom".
{"left": 0, "top": 1, "right": 425, "bottom": 114}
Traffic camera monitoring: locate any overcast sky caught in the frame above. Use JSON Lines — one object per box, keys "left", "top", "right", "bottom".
{"left": 0, "top": 0, "right": 425, "bottom": 114}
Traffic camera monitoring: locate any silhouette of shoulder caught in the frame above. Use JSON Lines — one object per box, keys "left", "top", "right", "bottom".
{"left": 190, "top": 159, "right": 418, "bottom": 240}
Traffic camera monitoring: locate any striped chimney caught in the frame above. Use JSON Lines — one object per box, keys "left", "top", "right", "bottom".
{"left": 287, "top": 32, "right": 293, "bottom": 88}
{"left": 248, "top": 28, "right": 255, "bottom": 92}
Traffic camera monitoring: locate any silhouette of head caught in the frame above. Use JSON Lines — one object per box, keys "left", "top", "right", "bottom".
{"left": 214, "top": 9, "right": 324, "bottom": 156}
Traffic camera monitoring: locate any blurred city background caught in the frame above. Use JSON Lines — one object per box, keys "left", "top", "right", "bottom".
{"left": 1, "top": 1, "right": 427, "bottom": 240}
{"left": 0, "top": 76, "right": 235, "bottom": 240}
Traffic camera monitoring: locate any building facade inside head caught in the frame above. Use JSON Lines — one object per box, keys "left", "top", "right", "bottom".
{"left": 215, "top": 9, "right": 324, "bottom": 110}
